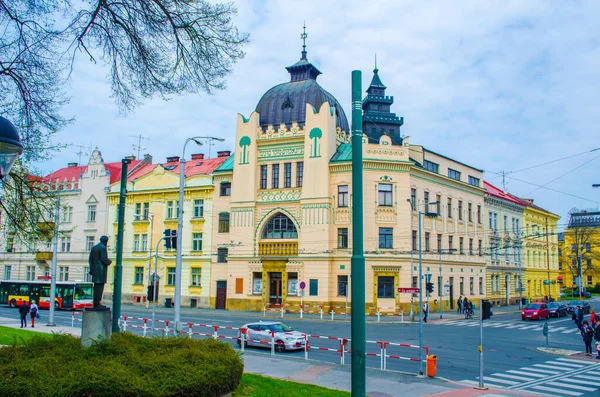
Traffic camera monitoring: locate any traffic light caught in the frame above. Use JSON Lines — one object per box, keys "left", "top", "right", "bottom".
{"left": 163, "top": 229, "right": 172, "bottom": 250}
{"left": 426, "top": 282, "right": 434, "bottom": 294}
{"left": 170, "top": 230, "right": 178, "bottom": 250}
{"left": 482, "top": 299, "right": 492, "bottom": 320}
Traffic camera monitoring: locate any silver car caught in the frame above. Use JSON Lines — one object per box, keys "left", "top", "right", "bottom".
{"left": 237, "top": 321, "right": 306, "bottom": 352}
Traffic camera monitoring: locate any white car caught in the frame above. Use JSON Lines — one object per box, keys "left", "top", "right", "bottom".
{"left": 238, "top": 321, "right": 306, "bottom": 352}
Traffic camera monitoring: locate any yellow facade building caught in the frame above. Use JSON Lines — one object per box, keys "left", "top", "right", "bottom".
{"left": 521, "top": 199, "right": 560, "bottom": 302}
{"left": 105, "top": 152, "right": 230, "bottom": 307}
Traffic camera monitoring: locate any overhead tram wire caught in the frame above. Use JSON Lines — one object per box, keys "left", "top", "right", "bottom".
{"left": 523, "top": 155, "right": 600, "bottom": 196}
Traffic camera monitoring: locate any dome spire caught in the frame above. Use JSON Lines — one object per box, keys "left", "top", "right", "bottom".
{"left": 374, "top": 53, "right": 378, "bottom": 72}
{"left": 301, "top": 22, "right": 308, "bottom": 60}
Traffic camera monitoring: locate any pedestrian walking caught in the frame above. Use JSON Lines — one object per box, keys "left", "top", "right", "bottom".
{"left": 577, "top": 305, "right": 584, "bottom": 329}
{"left": 423, "top": 302, "right": 429, "bottom": 323}
{"left": 29, "top": 300, "right": 39, "bottom": 328}
{"left": 581, "top": 320, "right": 594, "bottom": 356}
{"left": 457, "top": 296, "right": 463, "bottom": 313}
{"left": 594, "top": 320, "right": 600, "bottom": 343}
{"left": 18, "top": 301, "right": 30, "bottom": 328}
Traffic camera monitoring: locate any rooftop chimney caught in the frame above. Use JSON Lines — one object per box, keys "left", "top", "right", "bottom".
{"left": 166, "top": 156, "right": 180, "bottom": 163}
{"left": 67, "top": 162, "right": 78, "bottom": 168}
{"left": 521, "top": 198, "right": 534, "bottom": 205}
{"left": 142, "top": 154, "right": 153, "bottom": 164}
{"left": 191, "top": 153, "right": 205, "bottom": 160}
{"left": 217, "top": 150, "right": 231, "bottom": 158}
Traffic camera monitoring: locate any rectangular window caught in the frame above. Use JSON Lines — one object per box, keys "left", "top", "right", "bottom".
{"left": 218, "top": 213, "right": 230, "bottom": 233}
{"left": 423, "top": 160, "right": 439, "bottom": 173}
{"left": 410, "top": 188, "right": 416, "bottom": 210}
{"left": 425, "top": 232, "right": 431, "bottom": 252}
{"left": 60, "top": 236, "right": 71, "bottom": 252}
{"left": 458, "top": 200, "right": 463, "bottom": 220}
{"left": 586, "top": 259, "right": 593, "bottom": 269}
{"left": 448, "top": 236, "right": 454, "bottom": 252}
{"left": 479, "top": 278, "right": 483, "bottom": 295}
{"left": 447, "top": 198, "right": 452, "bottom": 218}
{"left": 478, "top": 240, "right": 482, "bottom": 255}
{"left": 192, "top": 233, "right": 203, "bottom": 251}
{"left": 448, "top": 168, "right": 461, "bottom": 181}
{"left": 271, "top": 164, "right": 279, "bottom": 189}
{"left": 437, "top": 234, "right": 442, "bottom": 253}
{"left": 338, "top": 228, "right": 349, "bottom": 249}
{"left": 412, "top": 276, "right": 418, "bottom": 288}
{"left": 235, "top": 278, "right": 243, "bottom": 293}
{"left": 134, "top": 267, "right": 144, "bottom": 284}
{"left": 469, "top": 238, "right": 473, "bottom": 255}
{"left": 377, "top": 276, "right": 395, "bottom": 298}
{"left": 4, "top": 265, "right": 11, "bottom": 280}
{"left": 503, "top": 215, "right": 508, "bottom": 231}
{"left": 84, "top": 267, "right": 91, "bottom": 282}
{"left": 133, "top": 234, "right": 140, "bottom": 252}
{"left": 220, "top": 182, "right": 231, "bottom": 196}
{"left": 587, "top": 275, "right": 593, "bottom": 285}
{"left": 468, "top": 176, "right": 480, "bottom": 187}
{"left": 288, "top": 272, "right": 298, "bottom": 296}
{"left": 143, "top": 203, "right": 149, "bottom": 220}
{"left": 59, "top": 266, "right": 69, "bottom": 281}
{"left": 309, "top": 279, "right": 319, "bottom": 296}
{"left": 460, "top": 277, "right": 464, "bottom": 295}
{"left": 87, "top": 205, "right": 97, "bottom": 222}
{"left": 135, "top": 203, "right": 142, "bottom": 220}
{"left": 63, "top": 206, "right": 73, "bottom": 222}
{"left": 459, "top": 237, "right": 464, "bottom": 254}
{"left": 6, "top": 236, "right": 14, "bottom": 252}
{"left": 252, "top": 272, "right": 262, "bottom": 294}
{"left": 260, "top": 165, "right": 268, "bottom": 189}
{"left": 167, "top": 201, "right": 179, "bottom": 218}
{"left": 436, "top": 195, "right": 441, "bottom": 215}
{"left": 217, "top": 248, "right": 228, "bottom": 263}
{"left": 585, "top": 243, "right": 591, "bottom": 252}
{"left": 191, "top": 268, "right": 202, "bottom": 287}
{"left": 284, "top": 163, "right": 292, "bottom": 188}
{"left": 167, "top": 267, "right": 176, "bottom": 286}
{"left": 296, "top": 161, "right": 304, "bottom": 187}
{"left": 26, "top": 266, "right": 35, "bottom": 281}
{"left": 424, "top": 191, "right": 429, "bottom": 208}
{"left": 379, "top": 228, "right": 393, "bottom": 249}
{"left": 338, "top": 275, "right": 348, "bottom": 296}
{"left": 412, "top": 230, "right": 417, "bottom": 251}
{"left": 141, "top": 234, "right": 148, "bottom": 251}
{"left": 379, "top": 184, "right": 393, "bottom": 206}
{"left": 193, "top": 200, "right": 204, "bottom": 217}
{"left": 86, "top": 236, "right": 95, "bottom": 252}
{"left": 477, "top": 205, "right": 482, "bottom": 223}
{"left": 338, "top": 185, "right": 349, "bottom": 207}
{"left": 468, "top": 203, "right": 472, "bottom": 222}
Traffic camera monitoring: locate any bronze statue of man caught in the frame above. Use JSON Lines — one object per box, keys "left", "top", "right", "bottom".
{"left": 88, "top": 236, "right": 112, "bottom": 308}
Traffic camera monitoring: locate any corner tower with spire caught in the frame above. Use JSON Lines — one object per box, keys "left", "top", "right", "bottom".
{"left": 362, "top": 57, "right": 404, "bottom": 145}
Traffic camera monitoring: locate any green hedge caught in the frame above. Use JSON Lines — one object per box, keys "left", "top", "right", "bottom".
{"left": 0, "top": 333, "right": 243, "bottom": 397}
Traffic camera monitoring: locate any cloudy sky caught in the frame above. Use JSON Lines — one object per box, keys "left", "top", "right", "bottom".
{"left": 42, "top": 0, "right": 600, "bottom": 229}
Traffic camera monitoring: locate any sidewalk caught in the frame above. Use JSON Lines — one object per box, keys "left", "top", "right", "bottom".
{"left": 0, "top": 316, "right": 80, "bottom": 337}
{"left": 0, "top": 316, "right": 541, "bottom": 397}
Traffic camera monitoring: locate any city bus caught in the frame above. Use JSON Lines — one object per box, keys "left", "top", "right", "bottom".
{"left": 0, "top": 280, "right": 94, "bottom": 310}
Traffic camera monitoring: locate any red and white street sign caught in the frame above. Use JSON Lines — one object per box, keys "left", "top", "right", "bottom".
{"left": 397, "top": 287, "right": 420, "bottom": 293}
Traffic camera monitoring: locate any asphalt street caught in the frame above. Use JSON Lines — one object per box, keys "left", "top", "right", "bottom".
{"left": 3, "top": 298, "right": 598, "bottom": 396}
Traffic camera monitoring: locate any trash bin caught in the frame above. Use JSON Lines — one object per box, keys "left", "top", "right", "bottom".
{"left": 165, "top": 298, "right": 172, "bottom": 308}
{"left": 427, "top": 355, "right": 437, "bottom": 377}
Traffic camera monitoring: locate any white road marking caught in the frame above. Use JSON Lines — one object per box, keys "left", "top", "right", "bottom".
{"left": 531, "top": 385, "right": 582, "bottom": 396}
{"left": 491, "top": 373, "right": 532, "bottom": 381}
{"left": 548, "top": 327, "right": 568, "bottom": 333}
{"left": 520, "top": 367, "right": 561, "bottom": 375}
{"left": 544, "top": 361, "right": 585, "bottom": 369}
{"left": 533, "top": 364, "right": 573, "bottom": 371}
{"left": 459, "top": 379, "right": 506, "bottom": 389}
{"left": 479, "top": 376, "right": 518, "bottom": 385}
{"left": 560, "top": 377, "right": 600, "bottom": 386}
{"left": 556, "top": 358, "right": 595, "bottom": 365}
{"left": 506, "top": 370, "right": 545, "bottom": 377}
{"left": 544, "top": 381, "right": 596, "bottom": 392}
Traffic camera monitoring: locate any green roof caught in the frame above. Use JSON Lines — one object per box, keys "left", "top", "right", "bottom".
{"left": 330, "top": 143, "right": 352, "bottom": 162}
{"left": 214, "top": 153, "right": 234, "bottom": 172}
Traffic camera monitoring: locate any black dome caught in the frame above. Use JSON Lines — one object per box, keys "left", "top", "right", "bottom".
{"left": 0, "top": 116, "right": 23, "bottom": 148}
{"left": 255, "top": 79, "right": 349, "bottom": 132}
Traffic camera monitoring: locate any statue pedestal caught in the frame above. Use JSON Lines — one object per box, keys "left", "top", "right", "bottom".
{"left": 81, "top": 308, "right": 112, "bottom": 347}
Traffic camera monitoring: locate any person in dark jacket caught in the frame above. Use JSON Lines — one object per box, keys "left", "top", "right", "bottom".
{"left": 581, "top": 320, "right": 594, "bottom": 356}
{"left": 88, "top": 236, "right": 113, "bottom": 308}
{"left": 18, "top": 302, "right": 30, "bottom": 328}
{"left": 457, "top": 296, "right": 463, "bottom": 313}
{"left": 577, "top": 306, "right": 585, "bottom": 330}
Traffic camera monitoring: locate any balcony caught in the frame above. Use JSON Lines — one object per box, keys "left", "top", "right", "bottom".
{"left": 259, "top": 241, "right": 298, "bottom": 257}
{"left": 35, "top": 251, "right": 53, "bottom": 261}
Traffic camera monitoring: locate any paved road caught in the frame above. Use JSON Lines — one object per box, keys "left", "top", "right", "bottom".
{"left": 3, "top": 298, "right": 598, "bottom": 397}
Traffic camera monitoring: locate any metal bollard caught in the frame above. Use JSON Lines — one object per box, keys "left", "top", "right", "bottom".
{"left": 320, "top": 306, "right": 323, "bottom": 320}
{"left": 377, "top": 308, "right": 381, "bottom": 322}
{"left": 143, "top": 318, "right": 148, "bottom": 337}
{"left": 213, "top": 325, "right": 219, "bottom": 339}
{"left": 263, "top": 303, "right": 266, "bottom": 317}
{"left": 71, "top": 312, "right": 75, "bottom": 327}
{"left": 280, "top": 303, "right": 284, "bottom": 318}
{"left": 270, "top": 332, "right": 275, "bottom": 356}
{"left": 304, "top": 335, "right": 308, "bottom": 360}
{"left": 122, "top": 316, "right": 128, "bottom": 332}
{"left": 188, "top": 322, "right": 193, "bottom": 338}
{"left": 300, "top": 304, "right": 303, "bottom": 319}
{"left": 331, "top": 306, "right": 335, "bottom": 321}
{"left": 164, "top": 321, "right": 170, "bottom": 337}
{"left": 240, "top": 328, "right": 247, "bottom": 353}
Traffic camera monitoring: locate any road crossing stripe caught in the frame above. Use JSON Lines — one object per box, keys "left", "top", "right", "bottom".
{"left": 491, "top": 373, "right": 532, "bottom": 381}
{"left": 533, "top": 364, "right": 574, "bottom": 371}
{"left": 556, "top": 358, "right": 596, "bottom": 365}
{"left": 520, "top": 325, "right": 542, "bottom": 330}
{"left": 544, "top": 361, "right": 585, "bottom": 369}
{"left": 548, "top": 327, "right": 568, "bottom": 333}
{"left": 574, "top": 371, "right": 600, "bottom": 378}
{"left": 545, "top": 381, "right": 597, "bottom": 392}
{"left": 459, "top": 379, "right": 506, "bottom": 389}
{"left": 531, "top": 385, "right": 582, "bottom": 396}
{"left": 560, "top": 377, "right": 600, "bottom": 386}
{"left": 506, "top": 370, "right": 546, "bottom": 377}
{"left": 524, "top": 367, "right": 561, "bottom": 374}
{"left": 505, "top": 324, "right": 526, "bottom": 329}
{"left": 478, "top": 376, "right": 518, "bottom": 385}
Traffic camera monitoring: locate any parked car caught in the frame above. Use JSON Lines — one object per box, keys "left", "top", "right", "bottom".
{"left": 565, "top": 300, "right": 591, "bottom": 314}
{"left": 583, "top": 291, "right": 592, "bottom": 298}
{"left": 547, "top": 302, "right": 567, "bottom": 318}
{"left": 238, "top": 321, "right": 306, "bottom": 352}
{"left": 521, "top": 302, "right": 550, "bottom": 321}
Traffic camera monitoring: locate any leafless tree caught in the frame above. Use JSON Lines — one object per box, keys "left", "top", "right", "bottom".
{"left": 560, "top": 219, "right": 600, "bottom": 292}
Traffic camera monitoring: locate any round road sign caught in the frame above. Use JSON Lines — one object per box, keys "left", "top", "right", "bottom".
{"left": 299, "top": 281, "right": 306, "bottom": 290}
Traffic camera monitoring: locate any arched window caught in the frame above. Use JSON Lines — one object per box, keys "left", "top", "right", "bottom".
{"left": 262, "top": 213, "right": 298, "bottom": 239}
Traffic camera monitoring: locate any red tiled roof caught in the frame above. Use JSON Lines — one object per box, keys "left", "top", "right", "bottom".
{"left": 126, "top": 156, "right": 229, "bottom": 182}
{"left": 39, "top": 160, "right": 142, "bottom": 185}
{"left": 484, "top": 181, "right": 526, "bottom": 206}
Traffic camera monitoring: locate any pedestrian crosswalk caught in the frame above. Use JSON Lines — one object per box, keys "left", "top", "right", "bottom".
{"left": 459, "top": 358, "right": 600, "bottom": 397}
{"left": 439, "top": 320, "right": 583, "bottom": 334}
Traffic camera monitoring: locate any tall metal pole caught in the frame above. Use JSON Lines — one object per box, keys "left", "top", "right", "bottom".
{"left": 350, "top": 70, "right": 366, "bottom": 397}
{"left": 174, "top": 149, "right": 187, "bottom": 331}
{"left": 545, "top": 219, "right": 551, "bottom": 300}
{"left": 146, "top": 214, "right": 154, "bottom": 309}
{"left": 439, "top": 249, "right": 443, "bottom": 319}
{"left": 152, "top": 237, "right": 164, "bottom": 336}
{"left": 418, "top": 211, "right": 424, "bottom": 376}
{"left": 579, "top": 246, "right": 583, "bottom": 300}
{"left": 410, "top": 202, "right": 415, "bottom": 320}
{"left": 47, "top": 195, "right": 60, "bottom": 326}
{"left": 478, "top": 299, "right": 485, "bottom": 388}
{"left": 112, "top": 158, "right": 130, "bottom": 333}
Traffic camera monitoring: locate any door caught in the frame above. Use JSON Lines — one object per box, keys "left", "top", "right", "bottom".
{"left": 269, "top": 272, "right": 282, "bottom": 305}
{"left": 449, "top": 277, "right": 454, "bottom": 310}
{"left": 216, "top": 281, "right": 227, "bottom": 310}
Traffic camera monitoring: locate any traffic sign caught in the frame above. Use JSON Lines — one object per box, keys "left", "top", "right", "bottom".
{"left": 299, "top": 281, "right": 306, "bottom": 290}
{"left": 397, "top": 287, "right": 420, "bottom": 293}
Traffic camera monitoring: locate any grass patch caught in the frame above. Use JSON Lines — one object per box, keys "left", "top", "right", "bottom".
{"left": 0, "top": 326, "right": 53, "bottom": 346}
{"left": 234, "top": 374, "right": 351, "bottom": 397}
{"left": 0, "top": 332, "right": 243, "bottom": 396}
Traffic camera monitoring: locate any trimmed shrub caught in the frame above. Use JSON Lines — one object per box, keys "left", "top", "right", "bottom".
{"left": 0, "top": 333, "right": 243, "bottom": 397}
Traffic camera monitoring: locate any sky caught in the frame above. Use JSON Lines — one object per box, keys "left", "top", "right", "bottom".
{"left": 40, "top": 0, "right": 600, "bottom": 230}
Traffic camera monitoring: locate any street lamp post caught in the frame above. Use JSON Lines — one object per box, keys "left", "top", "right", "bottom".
{"left": 174, "top": 136, "right": 224, "bottom": 330}
{"left": 0, "top": 116, "right": 24, "bottom": 181}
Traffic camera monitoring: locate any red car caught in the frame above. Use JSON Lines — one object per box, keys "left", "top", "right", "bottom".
{"left": 522, "top": 302, "right": 550, "bottom": 320}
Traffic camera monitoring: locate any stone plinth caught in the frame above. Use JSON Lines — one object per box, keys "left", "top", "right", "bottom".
{"left": 81, "top": 309, "right": 112, "bottom": 347}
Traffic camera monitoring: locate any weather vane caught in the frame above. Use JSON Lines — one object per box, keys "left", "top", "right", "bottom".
{"left": 301, "top": 22, "right": 307, "bottom": 59}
